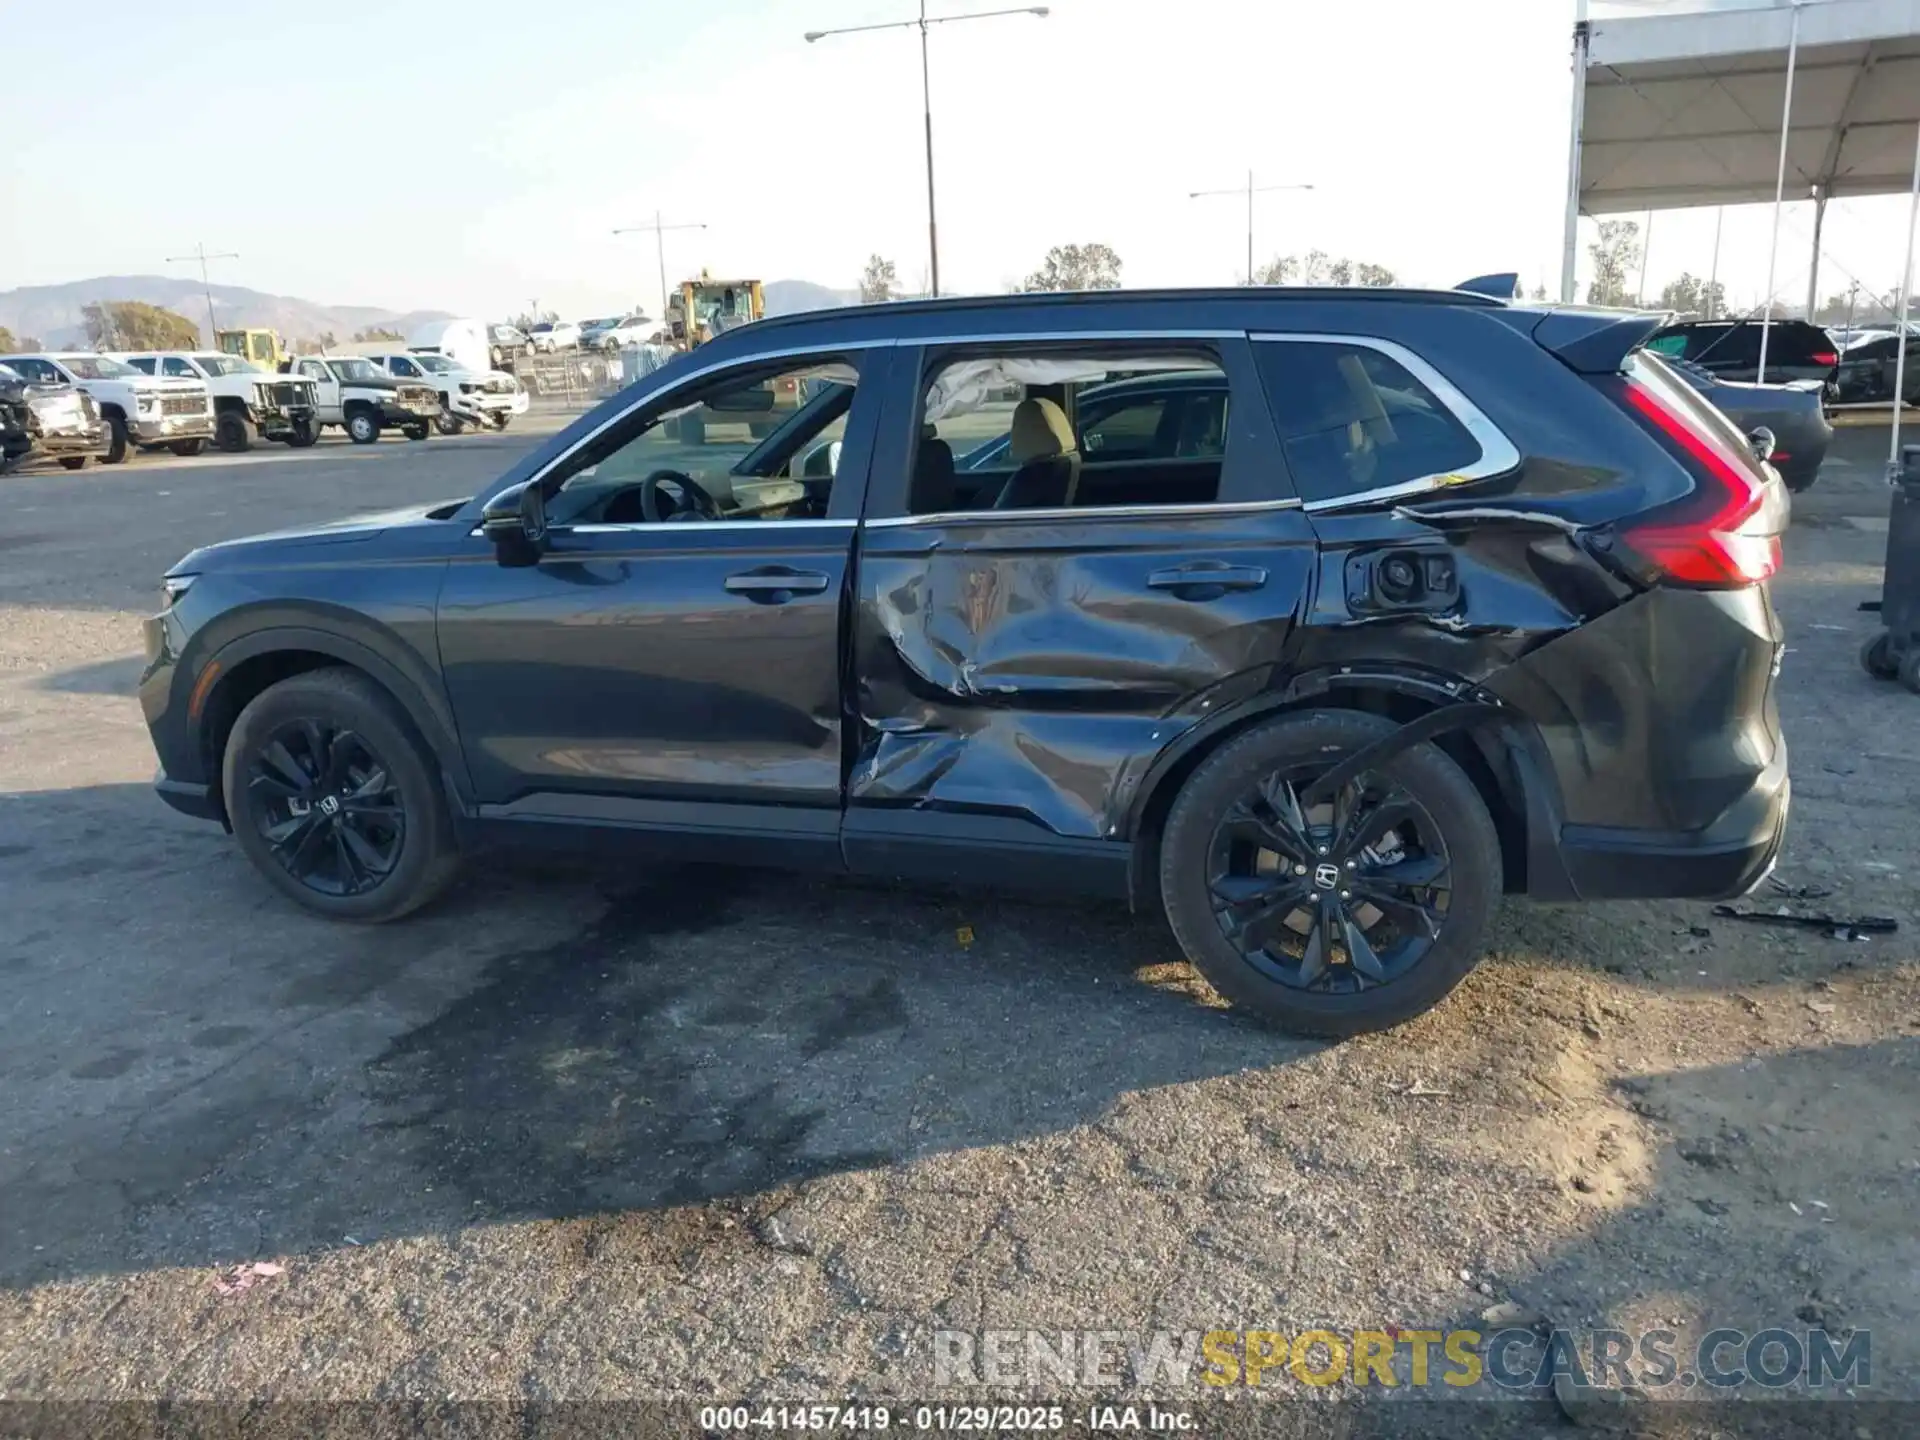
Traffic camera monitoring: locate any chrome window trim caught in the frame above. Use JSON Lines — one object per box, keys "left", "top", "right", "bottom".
{"left": 866, "top": 496, "right": 1301, "bottom": 529}
{"left": 516, "top": 337, "right": 892, "bottom": 497}
{"left": 1247, "top": 332, "right": 1520, "bottom": 514}
{"left": 569, "top": 518, "right": 856, "bottom": 534}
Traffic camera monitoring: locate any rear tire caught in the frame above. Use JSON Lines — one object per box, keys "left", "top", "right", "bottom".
{"left": 1862, "top": 632, "right": 1898, "bottom": 681}
{"left": 433, "top": 412, "right": 463, "bottom": 436}
{"left": 1158, "top": 710, "right": 1502, "bottom": 1037}
{"left": 169, "top": 437, "right": 207, "bottom": 457}
{"left": 1783, "top": 469, "right": 1819, "bottom": 493}
{"left": 103, "top": 415, "right": 129, "bottom": 465}
{"left": 1900, "top": 650, "right": 1920, "bottom": 696}
{"left": 58, "top": 455, "right": 92, "bottom": 470}
{"left": 215, "top": 411, "right": 256, "bottom": 452}
{"left": 221, "top": 667, "right": 461, "bottom": 922}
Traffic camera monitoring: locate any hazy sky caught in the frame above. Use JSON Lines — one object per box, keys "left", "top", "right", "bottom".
{"left": 1, "top": 0, "right": 1916, "bottom": 322}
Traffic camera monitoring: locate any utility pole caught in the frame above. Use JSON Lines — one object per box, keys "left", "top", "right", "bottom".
{"left": 1635, "top": 210, "right": 1654, "bottom": 307}
{"left": 806, "top": 4, "right": 1050, "bottom": 298}
{"left": 1189, "top": 175, "right": 1314, "bottom": 284}
{"left": 1707, "top": 206, "right": 1724, "bottom": 319}
{"left": 614, "top": 213, "right": 708, "bottom": 329}
{"left": 166, "top": 242, "right": 239, "bottom": 343}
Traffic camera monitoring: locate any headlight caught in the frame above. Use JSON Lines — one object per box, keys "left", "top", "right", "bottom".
{"left": 162, "top": 574, "right": 196, "bottom": 605}
{"left": 137, "top": 393, "right": 159, "bottom": 412}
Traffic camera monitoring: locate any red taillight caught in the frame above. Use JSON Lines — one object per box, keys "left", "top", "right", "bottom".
{"left": 1619, "top": 380, "right": 1782, "bottom": 587}
{"left": 1811, "top": 351, "right": 1838, "bottom": 367}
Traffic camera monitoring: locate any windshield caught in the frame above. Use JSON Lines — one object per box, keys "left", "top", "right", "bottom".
{"left": 60, "top": 355, "right": 138, "bottom": 379}
{"left": 410, "top": 353, "right": 456, "bottom": 373}
{"left": 195, "top": 355, "right": 261, "bottom": 376}
{"left": 328, "top": 358, "right": 381, "bottom": 382}
{"left": 0, "top": 364, "right": 18, "bottom": 382}
{"left": 529, "top": 324, "right": 553, "bottom": 334}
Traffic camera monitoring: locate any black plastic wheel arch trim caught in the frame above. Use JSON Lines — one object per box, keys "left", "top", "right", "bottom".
{"left": 1296, "top": 702, "right": 1510, "bottom": 807}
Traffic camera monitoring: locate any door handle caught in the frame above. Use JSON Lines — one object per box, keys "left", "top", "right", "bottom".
{"left": 724, "top": 568, "right": 831, "bottom": 601}
{"left": 1146, "top": 564, "right": 1268, "bottom": 595}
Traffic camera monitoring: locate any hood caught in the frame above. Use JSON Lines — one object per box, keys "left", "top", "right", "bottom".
{"left": 167, "top": 499, "right": 464, "bottom": 576}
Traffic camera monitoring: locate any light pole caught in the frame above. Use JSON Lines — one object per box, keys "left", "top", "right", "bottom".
{"left": 805, "top": 3, "right": 1049, "bottom": 298}
{"left": 1188, "top": 175, "right": 1313, "bottom": 284}
{"left": 614, "top": 212, "right": 709, "bottom": 330}
{"left": 166, "top": 242, "right": 239, "bottom": 343}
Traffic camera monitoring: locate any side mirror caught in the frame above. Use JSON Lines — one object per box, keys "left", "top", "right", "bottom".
{"left": 1747, "top": 426, "right": 1777, "bottom": 464}
{"left": 481, "top": 480, "right": 548, "bottom": 564}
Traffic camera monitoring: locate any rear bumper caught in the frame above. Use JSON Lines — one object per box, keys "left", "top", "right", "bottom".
{"left": 1549, "top": 753, "right": 1788, "bottom": 902}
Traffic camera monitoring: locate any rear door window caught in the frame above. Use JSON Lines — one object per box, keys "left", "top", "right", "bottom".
{"left": 1252, "top": 339, "right": 1486, "bottom": 505}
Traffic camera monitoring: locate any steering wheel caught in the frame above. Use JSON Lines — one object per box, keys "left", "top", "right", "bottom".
{"left": 639, "top": 469, "right": 719, "bottom": 523}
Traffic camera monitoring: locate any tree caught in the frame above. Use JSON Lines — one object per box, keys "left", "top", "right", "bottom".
{"left": 0, "top": 325, "right": 35, "bottom": 351}
{"left": 1585, "top": 219, "right": 1642, "bottom": 307}
{"left": 1252, "top": 253, "right": 1397, "bottom": 287}
{"left": 351, "top": 326, "right": 405, "bottom": 342}
{"left": 1656, "top": 271, "right": 1726, "bottom": 319}
{"left": 509, "top": 309, "right": 557, "bottom": 331}
{"left": 1529, "top": 282, "right": 1549, "bottom": 302}
{"left": 80, "top": 300, "right": 201, "bottom": 351}
{"left": 859, "top": 255, "right": 900, "bottom": 304}
{"left": 1022, "top": 243, "right": 1122, "bottom": 292}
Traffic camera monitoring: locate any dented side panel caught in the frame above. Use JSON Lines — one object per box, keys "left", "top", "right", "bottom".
{"left": 850, "top": 508, "right": 1319, "bottom": 838}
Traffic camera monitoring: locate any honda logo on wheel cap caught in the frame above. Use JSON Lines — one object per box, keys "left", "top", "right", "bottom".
{"left": 318, "top": 795, "right": 341, "bottom": 816}
{"left": 1314, "top": 863, "right": 1340, "bottom": 890}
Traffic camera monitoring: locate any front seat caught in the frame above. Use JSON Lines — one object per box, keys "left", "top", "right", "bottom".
{"left": 909, "top": 427, "right": 957, "bottom": 514}
{"left": 992, "top": 397, "right": 1080, "bottom": 509}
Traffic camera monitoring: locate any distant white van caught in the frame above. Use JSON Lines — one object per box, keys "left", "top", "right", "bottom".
{"left": 407, "top": 319, "right": 491, "bottom": 376}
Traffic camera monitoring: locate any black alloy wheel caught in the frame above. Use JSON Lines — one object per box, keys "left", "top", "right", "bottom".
{"left": 245, "top": 720, "right": 404, "bottom": 898}
{"left": 1204, "top": 766, "right": 1450, "bottom": 994}
{"left": 1159, "top": 710, "right": 1500, "bottom": 1036}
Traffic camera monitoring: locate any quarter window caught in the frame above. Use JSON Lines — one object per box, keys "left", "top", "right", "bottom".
{"left": 1252, "top": 340, "right": 1483, "bottom": 504}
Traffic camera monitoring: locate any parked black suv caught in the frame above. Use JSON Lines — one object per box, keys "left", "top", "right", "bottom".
{"left": 1645, "top": 317, "right": 1839, "bottom": 386}
{"left": 142, "top": 288, "right": 1790, "bottom": 1036}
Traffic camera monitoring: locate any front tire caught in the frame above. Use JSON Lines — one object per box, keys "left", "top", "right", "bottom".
{"left": 58, "top": 455, "right": 92, "bottom": 470}
{"left": 169, "top": 437, "right": 207, "bottom": 457}
{"left": 215, "top": 411, "right": 256, "bottom": 452}
{"left": 402, "top": 423, "right": 430, "bottom": 441}
{"left": 433, "top": 412, "right": 463, "bottom": 436}
{"left": 222, "top": 667, "right": 460, "bottom": 922}
{"left": 287, "top": 417, "right": 321, "bottom": 448}
{"left": 488, "top": 412, "right": 511, "bottom": 431}
{"left": 103, "top": 414, "right": 129, "bottom": 465}
{"left": 1158, "top": 710, "right": 1501, "bottom": 1037}
{"left": 346, "top": 409, "right": 381, "bottom": 444}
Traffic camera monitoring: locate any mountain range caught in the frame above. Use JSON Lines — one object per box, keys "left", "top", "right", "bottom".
{"left": 0, "top": 276, "right": 860, "bottom": 349}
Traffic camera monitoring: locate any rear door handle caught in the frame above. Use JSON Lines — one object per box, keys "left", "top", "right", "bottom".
{"left": 1146, "top": 564, "right": 1268, "bottom": 595}
{"left": 724, "top": 568, "right": 831, "bottom": 601}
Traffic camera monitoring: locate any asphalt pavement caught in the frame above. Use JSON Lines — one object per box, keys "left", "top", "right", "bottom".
{"left": 2, "top": 421, "right": 1919, "bottom": 1420}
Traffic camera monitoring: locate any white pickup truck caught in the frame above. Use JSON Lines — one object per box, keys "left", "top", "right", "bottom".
{"left": 118, "top": 351, "right": 321, "bottom": 451}
{"left": 0, "top": 351, "right": 212, "bottom": 463}
{"left": 358, "top": 350, "right": 529, "bottom": 433}
{"left": 279, "top": 355, "right": 443, "bottom": 444}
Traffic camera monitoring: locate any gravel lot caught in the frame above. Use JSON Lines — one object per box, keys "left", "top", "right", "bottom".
{"left": 2, "top": 422, "right": 1918, "bottom": 1429}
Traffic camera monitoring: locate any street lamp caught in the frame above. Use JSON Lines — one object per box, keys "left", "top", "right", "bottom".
{"left": 614, "top": 212, "right": 709, "bottom": 331}
{"left": 1187, "top": 175, "right": 1313, "bottom": 285}
{"left": 805, "top": 3, "right": 1049, "bottom": 297}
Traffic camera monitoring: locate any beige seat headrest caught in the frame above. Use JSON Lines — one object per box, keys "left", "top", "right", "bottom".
{"left": 1008, "top": 397, "right": 1076, "bottom": 464}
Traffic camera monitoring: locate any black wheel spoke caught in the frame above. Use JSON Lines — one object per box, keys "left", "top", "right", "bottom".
{"left": 282, "top": 815, "right": 329, "bottom": 875}
{"left": 1332, "top": 787, "right": 1420, "bottom": 861}
{"left": 320, "top": 730, "right": 364, "bottom": 791}
{"left": 261, "top": 740, "right": 311, "bottom": 792}
{"left": 338, "top": 819, "right": 395, "bottom": 878}
{"left": 1351, "top": 879, "right": 1443, "bottom": 941}
{"left": 1340, "top": 904, "right": 1387, "bottom": 983}
{"left": 250, "top": 770, "right": 305, "bottom": 802}
{"left": 1296, "top": 906, "right": 1330, "bottom": 987}
{"left": 263, "top": 813, "right": 311, "bottom": 847}
{"left": 345, "top": 765, "right": 390, "bottom": 802}
{"left": 1366, "top": 852, "right": 1451, "bottom": 889}
{"left": 1211, "top": 874, "right": 1310, "bottom": 951}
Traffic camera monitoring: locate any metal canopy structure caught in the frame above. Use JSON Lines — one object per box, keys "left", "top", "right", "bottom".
{"left": 1561, "top": 0, "right": 1920, "bottom": 477}
{"left": 1575, "top": 0, "right": 1920, "bottom": 215}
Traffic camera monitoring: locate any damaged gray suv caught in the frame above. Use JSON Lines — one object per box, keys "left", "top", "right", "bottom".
{"left": 141, "top": 286, "right": 1790, "bottom": 1036}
